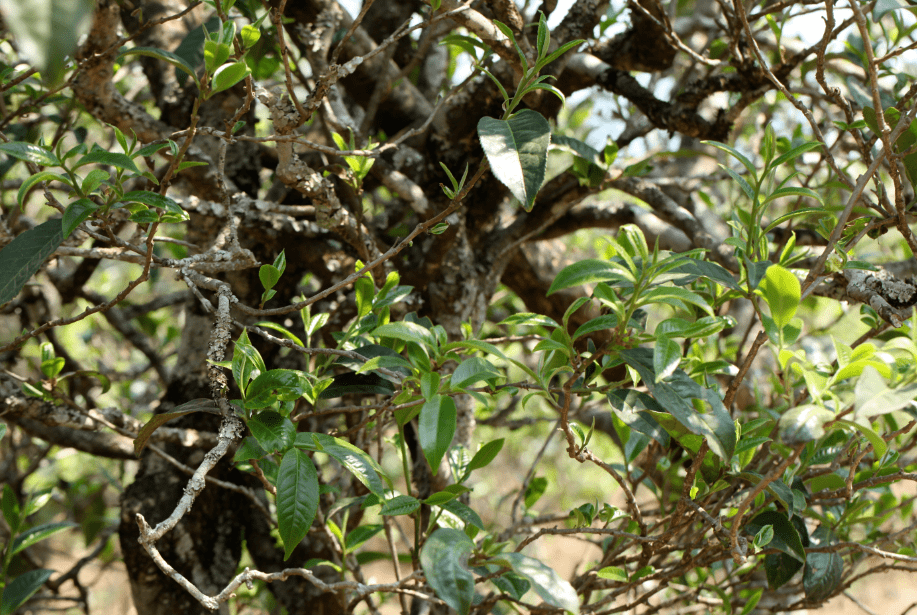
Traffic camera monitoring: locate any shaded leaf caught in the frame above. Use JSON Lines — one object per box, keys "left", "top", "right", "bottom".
{"left": 0, "top": 218, "right": 63, "bottom": 306}
{"left": 746, "top": 511, "right": 806, "bottom": 562}
{"left": 134, "top": 399, "right": 221, "bottom": 456}
{"left": 420, "top": 528, "right": 475, "bottom": 615}
{"left": 0, "top": 569, "right": 54, "bottom": 615}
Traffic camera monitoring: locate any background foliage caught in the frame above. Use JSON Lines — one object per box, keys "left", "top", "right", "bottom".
{"left": 2, "top": 0, "right": 917, "bottom": 614}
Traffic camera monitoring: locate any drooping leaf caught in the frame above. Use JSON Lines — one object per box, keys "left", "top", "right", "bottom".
{"left": 477, "top": 109, "right": 551, "bottom": 210}
{"left": 276, "top": 448, "right": 319, "bottom": 560}
{"left": 420, "top": 528, "right": 475, "bottom": 615}
{"left": 855, "top": 366, "right": 917, "bottom": 419}
{"left": 297, "top": 433, "right": 389, "bottom": 495}
{"left": 119, "top": 46, "right": 201, "bottom": 89}
{"left": 619, "top": 348, "right": 735, "bottom": 460}
{"left": 606, "top": 389, "right": 671, "bottom": 448}
{"left": 344, "top": 523, "right": 384, "bottom": 552}
{"left": 804, "top": 527, "right": 843, "bottom": 601}
{"left": 133, "top": 399, "right": 221, "bottom": 456}
{"left": 419, "top": 395, "right": 457, "bottom": 475}
{"left": 653, "top": 335, "right": 682, "bottom": 383}
{"left": 503, "top": 552, "right": 580, "bottom": 614}
{"left": 438, "top": 499, "right": 485, "bottom": 530}
{"left": 0, "top": 218, "right": 63, "bottom": 306}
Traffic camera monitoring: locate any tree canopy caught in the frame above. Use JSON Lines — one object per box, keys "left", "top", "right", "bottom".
{"left": 2, "top": 0, "right": 917, "bottom": 614}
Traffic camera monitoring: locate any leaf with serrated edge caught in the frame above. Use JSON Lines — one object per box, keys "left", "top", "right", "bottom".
{"left": 276, "top": 448, "right": 319, "bottom": 560}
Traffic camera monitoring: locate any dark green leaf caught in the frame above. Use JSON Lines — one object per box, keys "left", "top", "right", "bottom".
{"left": 276, "top": 448, "right": 319, "bottom": 560}
{"left": 551, "top": 134, "right": 604, "bottom": 166}
{"left": 74, "top": 149, "right": 141, "bottom": 174}
{"left": 607, "top": 389, "right": 670, "bottom": 448}
{"left": 652, "top": 335, "right": 682, "bottom": 383}
{"left": 451, "top": 357, "right": 501, "bottom": 391}
{"left": 763, "top": 551, "right": 803, "bottom": 590}
{"left": 746, "top": 510, "right": 806, "bottom": 562}
{"left": 371, "top": 321, "right": 436, "bottom": 350}
{"left": 439, "top": 499, "right": 485, "bottom": 530}
{"left": 234, "top": 436, "right": 267, "bottom": 462}
{"left": 498, "top": 312, "right": 559, "bottom": 328}
{"left": 548, "top": 259, "right": 620, "bottom": 295}
{"left": 244, "top": 369, "right": 311, "bottom": 409}
{"left": 0, "top": 219, "right": 63, "bottom": 306}
{"left": 344, "top": 524, "right": 383, "bottom": 551}
{"left": 62, "top": 198, "right": 98, "bottom": 237}
{"left": 803, "top": 550, "right": 842, "bottom": 601}
{"left": 477, "top": 109, "right": 551, "bottom": 210}
{"left": 420, "top": 528, "right": 475, "bottom": 615}
{"left": 0, "top": 142, "right": 60, "bottom": 166}
{"left": 120, "top": 190, "right": 180, "bottom": 211}
{"left": 419, "top": 395, "right": 456, "bottom": 475}
{"left": 248, "top": 410, "right": 296, "bottom": 452}
{"left": 17, "top": 171, "right": 70, "bottom": 208}
{"left": 318, "top": 371, "right": 395, "bottom": 398}
{"left": 681, "top": 258, "right": 740, "bottom": 291}
{"left": 573, "top": 314, "right": 618, "bottom": 340}
{"left": 301, "top": 433, "right": 389, "bottom": 495}
{"left": 619, "top": 348, "right": 735, "bottom": 460}
{"left": 0, "top": 569, "right": 54, "bottom": 615}
{"left": 380, "top": 495, "right": 420, "bottom": 516}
